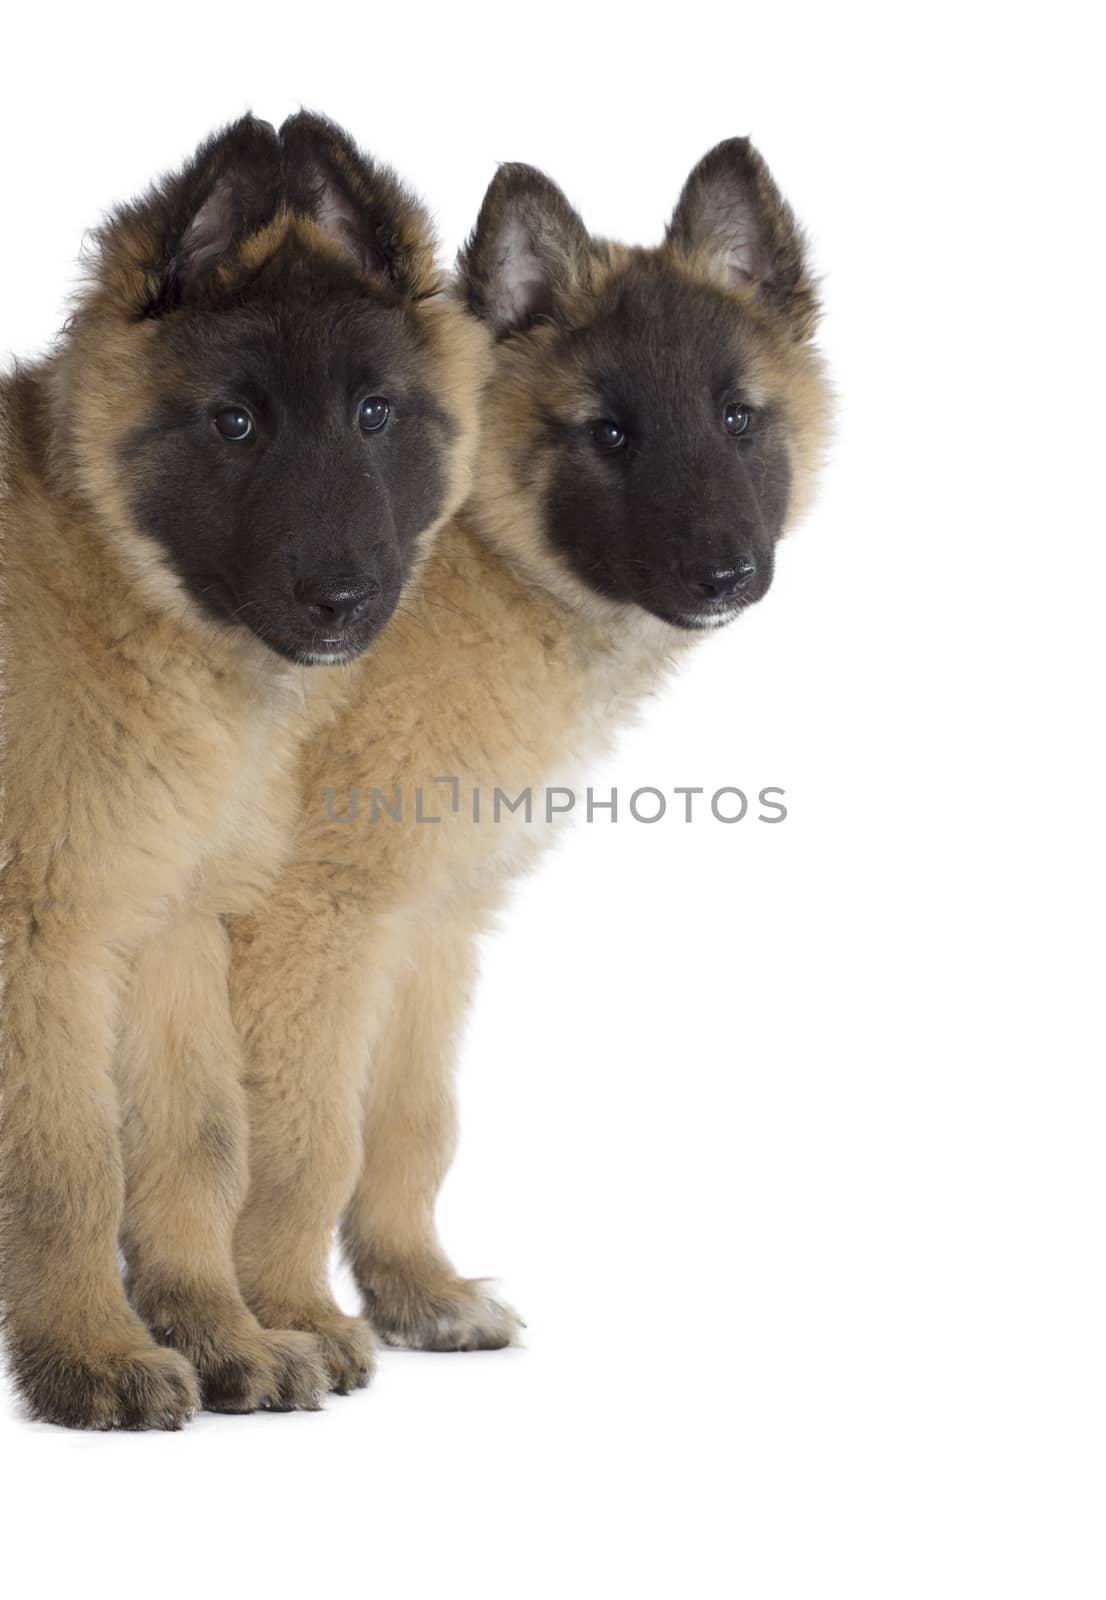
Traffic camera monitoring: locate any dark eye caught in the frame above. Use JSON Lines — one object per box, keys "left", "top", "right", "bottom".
{"left": 590, "top": 419, "right": 626, "bottom": 452}
{"left": 723, "top": 402, "right": 752, "bottom": 437}
{"left": 359, "top": 396, "right": 390, "bottom": 433}
{"left": 213, "top": 406, "right": 253, "bottom": 442}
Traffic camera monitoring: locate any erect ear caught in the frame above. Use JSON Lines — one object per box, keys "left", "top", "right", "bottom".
{"left": 94, "top": 115, "right": 284, "bottom": 315}
{"left": 456, "top": 165, "right": 592, "bottom": 337}
{"left": 667, "top": 138, "right": 819, "bottom": 340}
{"left": 279, "top": 111, "right": 439, "bottom": 298}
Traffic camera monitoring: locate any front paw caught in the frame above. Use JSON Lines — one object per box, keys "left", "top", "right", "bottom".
{"left": 9, "top": 1337, "right": 199, "bottom": 1431}
{"left": 310, "top": 1314, "right": 376, "bottom": 1394}
{"left": 252, "top": 1303, "right": 376, "bottom": 1395}
{"left": 137, "top": 1290, "right": 327, "bottom": 1413}
{"left": 255, "top": 1329, "right": 331, "bottom": 1411}
{"left": 362, "top": 1266, "right": 523, "bottom": 1352}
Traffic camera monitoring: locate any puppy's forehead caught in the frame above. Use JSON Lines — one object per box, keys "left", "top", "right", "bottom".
{"left": 162, "top": 293, "right": 428, "bottom": 385}
{"left": 558, "top": 266, "right": 768, "bottom": 413}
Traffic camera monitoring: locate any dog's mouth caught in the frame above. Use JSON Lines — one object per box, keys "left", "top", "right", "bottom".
{"left": 251, "top": 607, "right": 394, "bottom": 666}
{"left": 639, "top": 591, "right": 759, "bottom": 632}
{"left": 668, "top": 596, "right": 750, "bottom": 631}
{"left": 595, "top": 561, "right": 772, "bottom": 634}
{"left": 201, "top": 581, "right": 399, "bottom": 666}
{"left": 285, "top": 629, "right": 374, "bottom": 666}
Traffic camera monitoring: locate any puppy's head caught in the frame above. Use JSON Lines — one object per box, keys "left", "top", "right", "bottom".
{"left": 457, "top": 140, "right": 830, "bottom": 633}
{"left": 58, "top": 113, "right": 484, "bottom": 664}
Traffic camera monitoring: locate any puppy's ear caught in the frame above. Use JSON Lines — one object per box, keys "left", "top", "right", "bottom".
{"left": 94, "top": 115, "right": 283, "bottom": 316}
{"left": 456, "top": 165, "right": 591, "bottom": 337}
{"left": 667, "top": 138, "right": 819, "bottom": 340}
{"left": 279, "top": 111, "right": 439, "bottom": 298}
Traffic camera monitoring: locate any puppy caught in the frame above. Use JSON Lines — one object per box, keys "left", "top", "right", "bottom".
{"left": 0, "top": 112, "right": 482, "bottom": 1427}
{"left": 226, "top": 140, "right": 831, "bottom": 1375}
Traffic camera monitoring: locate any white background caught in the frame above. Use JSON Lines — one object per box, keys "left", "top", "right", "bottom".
{"left": 1, "top": 4, "right": 1102, "bottom": 1595}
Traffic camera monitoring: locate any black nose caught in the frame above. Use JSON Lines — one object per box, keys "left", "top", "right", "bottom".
{"left": 687, "top": 559, "right": 757, "bottom": 600}
{"left": 293, "top": 573, "right": 380, "bottom": 627}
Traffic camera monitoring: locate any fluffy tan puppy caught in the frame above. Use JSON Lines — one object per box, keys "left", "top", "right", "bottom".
{"left": 228, "top": 139, "right": 832, "bottom": 1381}
{"left": 0, "top": 112, "right": 483, "bottom": 1428}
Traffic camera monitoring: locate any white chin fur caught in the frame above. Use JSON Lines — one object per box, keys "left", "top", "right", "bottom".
{"left": 672, "top": 607, "right": 741, "bottom": 631}
{"left": 295, "top": 646, "right": 361, "bottom": 666}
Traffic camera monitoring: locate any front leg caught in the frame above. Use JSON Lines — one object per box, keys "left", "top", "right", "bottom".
{"left": 227, "top": 892, "right": 378, "bottom": 1395}
{"left": 0, "top": 925, "right": 199, "bottom": 1430}
{"left": 117, "top": 914, "right": 326, "bottom": 1412}
{"left": 342, "top": 916, "right": 522, "bottom": 1352}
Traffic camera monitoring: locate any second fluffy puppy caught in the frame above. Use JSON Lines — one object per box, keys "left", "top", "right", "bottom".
{"left": 227, "top": 141, "right": 831, "bottom": 1389}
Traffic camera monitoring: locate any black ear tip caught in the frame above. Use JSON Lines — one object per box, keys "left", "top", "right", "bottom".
{"left": 278, "top": 111, "right": 379, "bottom": 195}
{"left": 184, "top": 115, "right": 281, "bottom": 208}
{"left": 278, "top": 109, "right": 354, "bottom": 153}
{"left": 216, "top": 113, "right": 281, "bottom": 153}
{"left": 473, "top": 163, "right": 584, "bottom": 245}
{"left": 279, "top": 108, "right": 317, "bottom": 138}
{"left": 232, "top": 111, "right": 275, "bottom": 133}
{"left": 486, "top": 161, "right": 561, "bottom": 203}
{"left": 494, "top": 160, "right": 548, "bottom": 181}
{"left": 694, "top": 135, "right": 759, "bottom": 173}
{"left": 278, "top": 110, "right": 316, "bottom": 146}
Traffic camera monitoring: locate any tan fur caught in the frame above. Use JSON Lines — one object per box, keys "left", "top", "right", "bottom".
{"left": 227, "top": 179, "right": 831, "bottom": 1357}
{"left": 0, "top": 179, "right": 482, "bottom": 1425}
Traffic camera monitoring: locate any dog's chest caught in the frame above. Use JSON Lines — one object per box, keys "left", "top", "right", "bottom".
{"left": 187, "top": 691, "right": 302, "bottom": 919}
{"left": 414, "top": 640, "right": 655, "bottom": 898}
